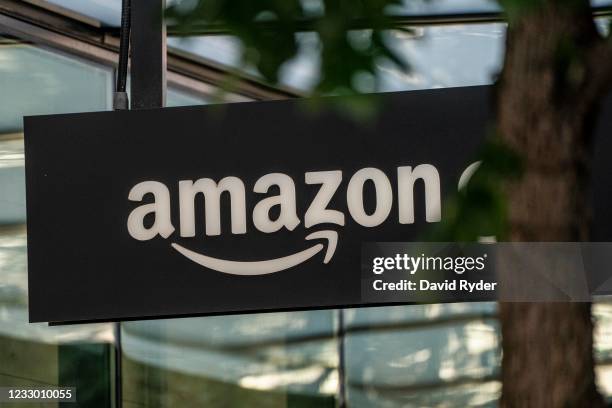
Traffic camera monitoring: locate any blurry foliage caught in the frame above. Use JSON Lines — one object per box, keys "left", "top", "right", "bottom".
{"left": 165, "top": 0, "right": 410, "bottom": 95}
{"left": 427, "top": 136, "right": 523, "bottom": 241}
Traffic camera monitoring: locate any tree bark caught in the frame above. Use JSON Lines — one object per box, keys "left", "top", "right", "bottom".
{"left": 497, "top": 0, "right": 612, "bottom": 406}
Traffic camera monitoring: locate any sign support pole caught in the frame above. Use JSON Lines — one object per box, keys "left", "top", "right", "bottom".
{"left": 130, "top": 0, "right": 167, "bottom": 109}
{"left": 118, "top": 1, "right": 166, "bottom": 407}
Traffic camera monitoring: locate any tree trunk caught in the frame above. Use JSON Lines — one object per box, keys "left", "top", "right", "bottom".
{"left": 496, "top": 0, "right": 612, "bottom": 406}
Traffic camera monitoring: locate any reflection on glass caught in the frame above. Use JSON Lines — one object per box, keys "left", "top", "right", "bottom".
{"left": 0, "top": 37, "right": 113, "bottom": 133}
{"left": 379, "top": 24, "right": 504, "bottom": 91}
{"left": 167, "top": 87, "right": 211, "bottom": 107}
{"left": 167, "top": 23, "right": 505, "bottom": 93}
{"left": 344, "top": 304, "right": 500, "bottom": 407}
{"left": 121, "top": 311, "right": 338, "bottom": 407}
{"left": 46, "top": 0, "right": 123, "bottom": 26}
{"left": 595, "top": 302, "right": 612, "bottom": 398}
{"left": 0, "top": 136, "right": 25, "bottom": 225}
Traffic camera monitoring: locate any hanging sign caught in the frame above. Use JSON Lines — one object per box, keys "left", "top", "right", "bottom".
{"left": 23, "top": 86, "right": 612, "bottom": 323}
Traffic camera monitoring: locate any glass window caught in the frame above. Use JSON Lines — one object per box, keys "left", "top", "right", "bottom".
{"left": 0, "top": 35, "right": 115, "bottom": 405}
{"left": 44, "top": 0, "right": 123, "bottom": 27}
{"left": 121, "top": 311, "right": 338, "bottom": 406}
{"left": 0, "top": 37, "right": 113, "bottom": 133}
{"left": 344, "top": 304, "right": 500, "bottom": 407}
{"left": 595, "top": 302, "right": 612, "bottom": 398}
{"left": 165, "top": 16, "right": 610, "bottom": 93}
{"left": 125, "top": 77, "right": 216, "bottom": 107}
{"left": 379, "top": 24, "right": 504, "bottom": 91}
{"left": 167, "top": 23, "right": 505, "bottom": 93}
{"left": 168, "top": 87, "right": 211, "bottom": 107}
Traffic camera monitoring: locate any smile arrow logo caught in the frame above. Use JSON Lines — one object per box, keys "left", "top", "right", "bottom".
{"left": 170, "top": 230, "right": 338, "bottom": 276}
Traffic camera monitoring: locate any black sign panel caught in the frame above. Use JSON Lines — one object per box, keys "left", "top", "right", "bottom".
{"left": 24, "top": 86, "right": 612, "bottom": 323}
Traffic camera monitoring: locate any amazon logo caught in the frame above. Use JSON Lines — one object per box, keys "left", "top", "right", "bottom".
{"left": 126, "top": 163, "right": 479, "bottom": 275}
